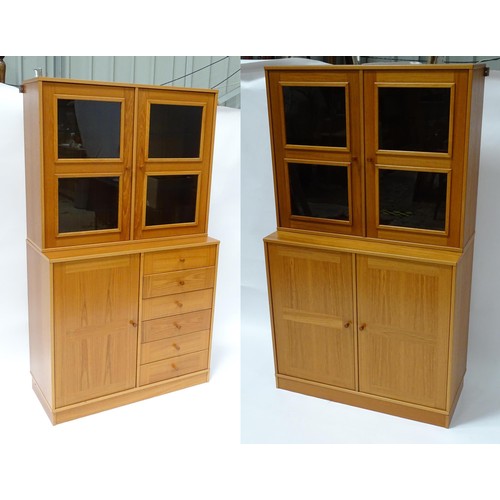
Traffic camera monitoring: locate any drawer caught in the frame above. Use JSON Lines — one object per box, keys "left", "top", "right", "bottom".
{"left": 140, "top": 330, "right": 210, "bottom": 364}
{"left": 143, "top": 246, "right": 216, "bottom": 275}
{"left": 142, "top": 289, "right": 213, "bottom": 321}
{"left": 139, "top": 350, "right": 209, "bottom": 386}
{"left": 143, "top": 267, "right": 215, "bottom": 299}
{"left": 142, "top": 309, "right": 212, "bottom": 343}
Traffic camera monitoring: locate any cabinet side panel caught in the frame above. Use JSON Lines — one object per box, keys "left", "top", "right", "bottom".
{"left": 264, "top": 239, "right": 280, "bottom": 378}
{"left": 449, "top": 243, "right": 474, "bottom": 407}
{"left": 462, "top": 68, "right": 485, "bottom": 246}
{"left": 206, "top": 241, "right": 219, "bottom": 375}
{"left": 23, "top": 81, "right": 43, "bottom": 248}
{"left": 27, "top": 242, "right": 53, "bottom": 406}
{"left": 264, "top": 72, "right": 282, "bottom": 228}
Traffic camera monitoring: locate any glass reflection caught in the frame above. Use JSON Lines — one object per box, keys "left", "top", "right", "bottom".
{"left": 378, "top": 87, "right": 451, "bottom": 153}
{"left": 283, "top": 86, "right": 347, "bottom": 147}
{"left": 289, "top": 163, "right": 349, "bottom": 221}
{"left": 146, "top": 175, "right": 198, "bottom": 226}
{"left": 58, "top": 177, "right": 119, "bottom": 233}
{"left": 379, "top": 169, "right": 447, "bottom": 231}
{"left": 148, "top": 104, "right": 203, "bottom": 158}
{"left": 57, "top": 99, "right": 121, "bottom": 158}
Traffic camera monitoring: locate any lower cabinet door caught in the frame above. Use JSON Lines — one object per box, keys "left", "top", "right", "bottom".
{"left": 54, "top": 255, "right": 140, "bottom": 407}
{"left": 267, "top": 244, "right": 356, "bottom": 389}
{"left": 356, "top": 255, "right": 452, "bottom": 409}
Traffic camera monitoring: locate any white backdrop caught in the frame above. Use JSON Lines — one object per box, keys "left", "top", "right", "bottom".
{"left": 241, "top": 58, "right": 500, "bottom": 444}
{"left": 0, "top": 83, "right": 240, "bottom": 497}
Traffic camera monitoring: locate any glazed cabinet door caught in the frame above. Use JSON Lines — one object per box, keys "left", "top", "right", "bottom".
{"left": 356, "top": 255, "right": 452, "bottom": 409}
{"left": 41, "top": 81, "right": 135, "bottom": 248}
{"left": 267, "top": 244, "right": 356, "bottom": 389}
{"left": 133, "top": 88, "right": 217, "bottom": 240}
{"left": 266, "top": 69, "right": 364, "bottom": 236}
{"left": 54, "top": 255, "right": 140, "bottom": 407}
{"left": 363, "top": 69, "right": 471, "bottom": 247}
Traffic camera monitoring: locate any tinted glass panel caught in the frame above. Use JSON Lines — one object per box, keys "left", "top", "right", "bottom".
{"left": 378, "top": 87, "right": 451, "bottom": 153}
{"left": 289, "top": 163, "right": 349, "bottom": 221}
{"left": 146, "top": 175, "right": 198, "bottom": 226}
{"left": 57, "top": 99, "right": 121, "bottom": 158}
{"left": 379, "top": 169, "right": 447, "bottom": 231}
{"left": 148, "top": 104, "right": 203, "bottom": 158}
{"left": 59, "top": 177, "right": 119, "bottom": 233}
{"left": 283, "top": 86, "right": 347, "bottom": 147}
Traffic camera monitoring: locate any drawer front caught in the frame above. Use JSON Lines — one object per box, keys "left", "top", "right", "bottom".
{"left": 143, "top": 246, "right": 216, "bottom": 275}
{"left": 142, "top": 289, "right": 213, "bottom": 321}
{"left": 140, "top": 330, "right": 210, "bottom": 364}
{"left": 142, "top": 309, "right": 212, "bottom": 343}
{"left": 139, "top": 350, "right": 209, "bottom": 386}
{"left": 143, "top": 267, "right": 215, "bottom": 299}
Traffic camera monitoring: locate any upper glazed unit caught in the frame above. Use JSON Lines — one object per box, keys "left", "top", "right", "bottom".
{"left": 23, "top": 78, "right": 218, "bottom": 249}
{"left": 265, "top": 64, "right": 485, "bottom": 249}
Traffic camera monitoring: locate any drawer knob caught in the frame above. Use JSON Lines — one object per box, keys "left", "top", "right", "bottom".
{"left": 175, "top": 301, "right": 183, "bottom": 308}
{"left": 129, "top": 320, "right": 138, "bottom": 328}
{"left": 174, "top": 322, "right": 182, "bottom": 330}
{"left": 359, "top": 323, "right": 367, "bottom": 331}
{"left": 171, "top": 363, "right": 178, "bottom": 370}
{"left": 179, "top": 258, "right": 186, "bottom": 263}
{"left": 179, "top": 280, "right": 185, "bottom": 286}
{"left": 344, "top": 320, "right": 352, "bottom": 329}
{"left": 173, "top": 343, "right": 181, "bottom": 351}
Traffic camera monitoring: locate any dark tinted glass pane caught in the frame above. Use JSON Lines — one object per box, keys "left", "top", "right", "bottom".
{"left": 59, "top": 177, "right": 119, "bottom": 233}
{"left": 57, "top": 99, "right": 121, "bottom": 158}
{"left": 146, "top": 175, "right": 198, "bottom": 226}
{"left": 148, "top": 104, "right": 203, "bottom": 158}
{"left": 379, "top": 169, "right": 447, "bottom": 231}
{"left": 283, "top": 86, "right": 347, "bottom": 147}
{"left": 378, "top": 87, "right": 451, "bottom": 153}
{"left": 289, "top": 163, "right": 349, "bottom": 221}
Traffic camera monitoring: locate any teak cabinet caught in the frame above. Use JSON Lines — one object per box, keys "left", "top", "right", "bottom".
{"left": 23, "top": 77, "right": 219, "bottom": 424}
{"left": 264, "top": 64, "right": 485, "bottom": 427}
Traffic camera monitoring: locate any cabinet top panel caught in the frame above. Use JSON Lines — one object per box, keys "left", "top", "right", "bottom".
{"left": 265, "top": 63, "right": 485, "bottom": 73}
{"left": 21, "top": 76, "right": 219, "bottom": 95}
{"left": 264, "top": 230, "right": 467, "bottom": 266}
{"left": 37, "top": 235, "right": 219, "bottom": 262}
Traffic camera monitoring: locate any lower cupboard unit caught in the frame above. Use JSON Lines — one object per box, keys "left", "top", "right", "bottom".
{"left": 27, "top": 236, "right": 218, "bottom": 424}
{"left": 264, "top": 231, "right": 473, "bottom": 427}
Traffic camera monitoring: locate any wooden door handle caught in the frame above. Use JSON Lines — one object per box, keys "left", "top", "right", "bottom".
{"left": 344, "top": 320, "right": 352, "bottom": 328}
{"left": 359, "top": 323, "right": 367, "bottom": 331}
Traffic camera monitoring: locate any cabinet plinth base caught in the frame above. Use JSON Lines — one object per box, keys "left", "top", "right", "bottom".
{"left": 33, "top": 371, "right": 209, "bottom": 425}
{"left": 276, "top": 375, "right": 464, "bottom": 428}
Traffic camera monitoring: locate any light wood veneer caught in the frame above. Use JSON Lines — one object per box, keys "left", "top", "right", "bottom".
{"left": 264, "top": 64, "right": 485, "bottom": 427}
{"left": 24, "top": 78, "right": 219, "bottom": 423}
